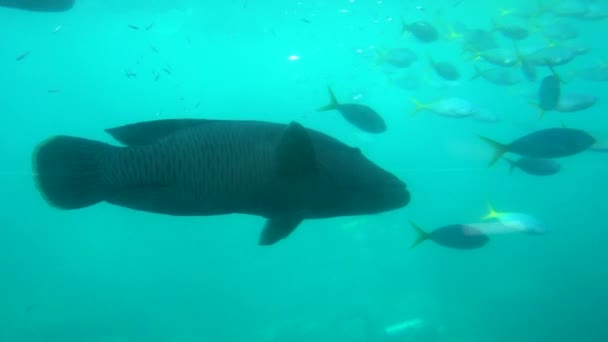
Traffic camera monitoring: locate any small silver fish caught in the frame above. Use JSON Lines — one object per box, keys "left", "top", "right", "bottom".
{"left": 555, "top": 93, "right": 597, "bottom": 112}
{"left": 412, "top": 97, "right": 478, "bottom": 118}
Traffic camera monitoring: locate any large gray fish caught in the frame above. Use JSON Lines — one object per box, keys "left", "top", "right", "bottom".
{"left": 33, "top": 119, "right": 409, "bottom": 245}
{"left": 479, "top": 127, "right": 596, "bottom": 166}
{"left": 0, "top": 0, "right": 74, "bottom": 11}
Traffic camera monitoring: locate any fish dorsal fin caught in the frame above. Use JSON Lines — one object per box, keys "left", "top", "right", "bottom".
{"left": 105, "top": 119, "right": 214, "bottom": 146}
{"left": 276, "top": 122, "right": 317, "bottom": 177}
{"left": 259, "top": 217, "right": 303, "bottom": 245}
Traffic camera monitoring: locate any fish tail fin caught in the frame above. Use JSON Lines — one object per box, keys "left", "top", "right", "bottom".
{"left": 444, "top": 25, "right": 462, "bottom": 41}
{"left": 483, "top": 202, "right": 501, "bottom": 220}
{"left": 528, "top": 102, "right": 546, "bottom": 119}
{"left": 33, "top": 136, "right": 115, "bottom": 209}
{"left": 542, "top": 35, "right": 557, "bottom": 47}
{"left": 468, "top": 51, "right": 482, "bottom": 62}
{"left": 409, "top": 221, "right": 429, "bottom": 249}
{"left": 317, "top": 86, "right": 339, "bottom": 111}
{"left": 410, "top": 98, "right": 427, "bottom": 116}
{"left": 478, "top": 135, "right": 508, "bottom": 167}
{"left": 374, "top": 49, "right": 386, "bottom": 66}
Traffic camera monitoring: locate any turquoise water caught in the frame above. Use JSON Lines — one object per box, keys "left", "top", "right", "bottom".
{"left": 2, "top": 0, "right": 608, "bottom": 341}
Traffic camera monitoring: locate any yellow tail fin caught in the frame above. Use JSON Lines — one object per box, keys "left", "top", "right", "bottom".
{"left": 411, "top": 98, "right": 427, "bottom": 116}
{"left": 444, "top": 25, "right": 463, "bottom": 41}
{"left": 318, "top": 86, "right": 339, "bottom": 112}
{"left": 409, "top": 221, "right": 429, "bottom": 249}
{"left": 478, "top": 135, "right": 508, "bottom": 167}
{"left": 375, "top": 48, "right": 389, "bottom": 66}
{"left": 483, "top": 202, "right": 501, "bottom": 220}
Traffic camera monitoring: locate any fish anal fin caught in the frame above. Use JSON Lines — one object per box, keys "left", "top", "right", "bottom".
{"left": 259, "top": 217, "right": 303, "bottom": 245}
{"left": 105, "top": 119, "right": 216, "bottom": 146}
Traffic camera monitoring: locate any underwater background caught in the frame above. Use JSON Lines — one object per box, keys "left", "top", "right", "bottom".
{"left": 1, "top": 0, "right": 607, "bottom": 341}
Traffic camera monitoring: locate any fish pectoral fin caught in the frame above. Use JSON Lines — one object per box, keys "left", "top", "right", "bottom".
{"left": 275, "top": 122, "right": 318, "bottom": 177}
{"left": 105, "top": 119, "right": 217, "bottom": 146}
{"left": 259, "top": 217, "right": 303, "bottom": 246}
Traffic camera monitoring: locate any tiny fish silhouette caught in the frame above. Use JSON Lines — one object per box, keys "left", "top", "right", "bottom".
{"left": 16, "top": 51, "right": 31, "bottom": 61}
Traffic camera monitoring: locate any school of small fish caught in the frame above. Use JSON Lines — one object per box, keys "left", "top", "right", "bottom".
{"left": 8, "top": 0, "right": 607, "bottom": 250}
